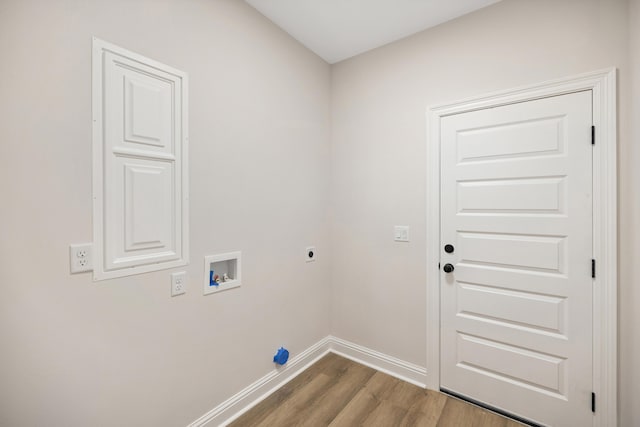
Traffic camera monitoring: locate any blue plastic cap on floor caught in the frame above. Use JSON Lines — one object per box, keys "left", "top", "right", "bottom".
{"left": 273, "top": 347, "right": 289, "bottom": 365}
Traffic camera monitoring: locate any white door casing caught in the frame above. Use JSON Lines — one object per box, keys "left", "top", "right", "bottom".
{"left": 92, "top": 38, "right": 189, "bottom": 280}
{"left": 426, "top": 69, "right": 617, "bottom": 427}
{"left": 440, "top": 91, "right": 592, "bottom": 426}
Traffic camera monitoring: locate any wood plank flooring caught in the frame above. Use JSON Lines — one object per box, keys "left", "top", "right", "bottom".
{"left": 230, "top": 353, "right": 525, "bottom": 427}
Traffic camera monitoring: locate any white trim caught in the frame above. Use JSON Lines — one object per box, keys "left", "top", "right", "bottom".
{"left": 425, "top": 68, "right": 617, "bottom": 426}
{"left": 329, "top": 336, "right": 427, "bottom": 388}
{"left": 189, "top": 335, "right": 429, "bottom": 426}
{"left": 91, "top": 37, "right": 189, "bottom": 281}
{"left": 189, "top": 337, "right": 332, "bottom": 427}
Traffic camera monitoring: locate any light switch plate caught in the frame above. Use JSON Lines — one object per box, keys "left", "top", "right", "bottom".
{"left": 394, "top": 226, "right": 409, "bottom": 242}
{"left": 171, "top": 271, "right": 187, "bottom": 296}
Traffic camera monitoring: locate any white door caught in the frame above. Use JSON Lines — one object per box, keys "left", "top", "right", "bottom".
{"left": 440, "top": 91, "right": 593, "bottom": 426}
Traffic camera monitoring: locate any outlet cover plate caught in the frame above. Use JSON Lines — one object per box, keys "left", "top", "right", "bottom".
{"left": 69, "top": 243, "right": 93, "bottom": 273}
{"left": 394, "top": 226, "right": 410, "bottom": 242}
{"left": 171, "top": 271, "right": 187, "bottom": 296}
{"left": 305, "top": 246, "right": 316, "bottom": 262}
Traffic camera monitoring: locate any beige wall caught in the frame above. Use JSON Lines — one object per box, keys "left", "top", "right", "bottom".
{"left": 0, "top": 0, "right": 331, "bottom": 426}
{"left": 1, "top": 0, "right": 638, "bottom": 425}
{"left": 330, "top": 0, "right": 637, "bottom": 424}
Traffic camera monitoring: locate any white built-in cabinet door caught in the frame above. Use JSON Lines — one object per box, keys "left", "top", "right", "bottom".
{"left": 92, "top": 39, "right": 188, "bottom": 280}
{"left": 440, "top": 91, "right": 593, "bottom": 426}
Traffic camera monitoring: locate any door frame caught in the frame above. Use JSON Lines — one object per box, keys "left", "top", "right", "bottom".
{"left": 425, "top": 68, "right": 617, "bottom": 426}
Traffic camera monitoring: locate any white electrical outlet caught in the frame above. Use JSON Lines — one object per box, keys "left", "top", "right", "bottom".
{"left": 305, "top": 246, "right": 316, "bottom": 263}
{"left": 69, "top": 243, "right": 93, "bottom": 273}
{"left": 171, "top": 272, "right": 187, "bottom": 296}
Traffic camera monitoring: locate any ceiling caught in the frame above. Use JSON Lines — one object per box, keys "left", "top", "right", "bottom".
{"left": 245, "top": 0, "right": 501, "bottom": 64}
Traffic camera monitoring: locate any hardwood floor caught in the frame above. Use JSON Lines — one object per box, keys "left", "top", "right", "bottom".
{"left": 230, "top": 353, "right": 525, "bottom": 427}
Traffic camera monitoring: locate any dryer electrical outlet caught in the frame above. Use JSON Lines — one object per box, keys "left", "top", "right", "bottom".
{"left": 305, "top": 246, "right": 316, "bottom": 262}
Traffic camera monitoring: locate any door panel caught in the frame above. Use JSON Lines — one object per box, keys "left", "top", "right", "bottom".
{"left": 457, "top": 177, "right": 565, "bottom": 213}
{"left": 440, "top": 91, "right": 593, "bottom": 427}
{"left": 456, "top": 333, "right": 566, "bottom": 395}
{"left": 456, "top": 116, "right": 564, "bottom": 163}
{"left": 457, "top": 282, "right": 566, "bottom": 333}
{"left": 458, "top": 232, "right": 566, "bottom": 272}
{"left": 101, "top": 50, "right": 185, "bottom": 272}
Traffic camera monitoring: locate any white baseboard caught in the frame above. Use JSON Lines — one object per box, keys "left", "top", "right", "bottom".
{"left": 188, "top": 337, "right": 332, "bottom": 427}
{"left": 327, "top": 335, "right": 427, "bottom": 388}
{"left": 188, "top": 335, "right": 428, "bottom": 426}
